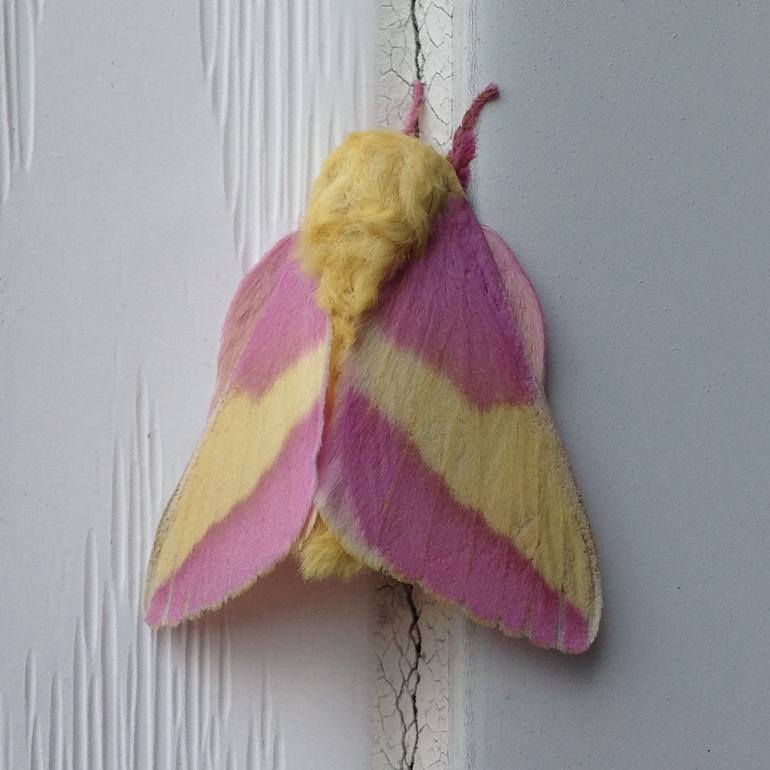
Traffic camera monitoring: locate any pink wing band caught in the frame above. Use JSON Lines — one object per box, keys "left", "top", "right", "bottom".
{"left": 318, "top": 387, "right": 589, "bottom": 653}
{"left": 377, "top": 197, "right": 536, "bottom": 408}
{"left": 231, "top": 256, "right": 329, "bottom": 399}
{"left": 213, "top": 233, "right": 295, "bottom": 408}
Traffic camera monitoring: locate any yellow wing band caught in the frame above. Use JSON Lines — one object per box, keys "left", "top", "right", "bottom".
{"left": 354, "top": 330, "right": 593, "bottom": 613}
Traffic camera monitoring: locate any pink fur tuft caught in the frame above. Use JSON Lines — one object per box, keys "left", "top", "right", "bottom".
{"left": 448, "top": 83, "right": 500, "bottom": 188}
{"left": 402, "top": 80, "right": 425, "bottom": 135}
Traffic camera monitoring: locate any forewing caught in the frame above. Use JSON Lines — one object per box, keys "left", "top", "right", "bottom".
{"left": 484, "top": 226, "right": 546, "bottom": 386}
{"left": 316, "top": 197, "right": 601, "bottom": 653}
{"left": 212, "top": 233, "right": 295, "bottom": 407}
{"left": 145, "top": 237, "right": 330, "bottom": 626}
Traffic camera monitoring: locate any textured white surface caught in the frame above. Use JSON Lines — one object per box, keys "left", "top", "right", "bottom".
{"left": 468, "top": 1, "right": 770, "bottom": 768}
{"left": 1, "top": 1, "right": 380, "bottom": 768}
{"left": 379, "top": 0, "right": 454, "bottom": 148}
{"left": 201, "top": 0, "right": 375, "bottom": 270}
{"left": 0, "top": 0, "right": 41, "bottom": 202}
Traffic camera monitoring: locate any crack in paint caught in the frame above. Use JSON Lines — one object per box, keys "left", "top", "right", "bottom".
{"left": 402, "top": 584, "right": 423, "bottom": 770}
{"left": 410, "top": 0, "right": 424, "bottom": 82}
{"left": 373, "top": 582, "right": 425, "bottom": 770}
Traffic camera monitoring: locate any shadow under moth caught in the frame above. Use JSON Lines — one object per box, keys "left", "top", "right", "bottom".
{"left": 144, "top": 83, "right": 602, "bottom": 654}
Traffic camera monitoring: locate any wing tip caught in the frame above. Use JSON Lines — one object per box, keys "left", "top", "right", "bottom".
{"left": 143, "top": 587, "right": 217, "bottom": 630}
{"left": 143, "top": 548, "right": 302, "bottom": 630}
{"left": 143, "top": 584, "right": 170, "bottom": 628}
{"left": 144, "top": 610, "right": 165, "bottom": 629}
{"left": 559, "top": 588, "right": 602, "bottom": 655}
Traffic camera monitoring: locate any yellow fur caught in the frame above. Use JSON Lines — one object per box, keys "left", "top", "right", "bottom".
{"left": 299, "top": 129, "right": 462, "bottom": 357}
{"left": 297, "top": 130, "right": 461, "bottom": 580}
{"left": 297, "top": 518, "right": 364, "bottom": 581}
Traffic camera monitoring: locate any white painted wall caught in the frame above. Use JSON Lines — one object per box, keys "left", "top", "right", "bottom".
{"left": 467, "top": 2, "right": 770, "bottom": 767}
{"left": 2, "top": 2, "right": 380, "bottom": 768}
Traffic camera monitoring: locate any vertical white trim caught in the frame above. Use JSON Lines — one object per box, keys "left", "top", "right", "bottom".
{"left": 1, "top": 2, "right": 380, "bottom": 767}
{"left": 375, "top": 2, "right": 476, "bottom": 767}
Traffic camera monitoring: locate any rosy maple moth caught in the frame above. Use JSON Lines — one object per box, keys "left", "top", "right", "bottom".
{"left": 144, "top": 84, "right": 602, "bottom": 654}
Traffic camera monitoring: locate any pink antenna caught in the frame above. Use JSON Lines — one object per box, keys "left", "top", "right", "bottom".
{"left": 448, "top": 83, "right": 500, "bottom": 188}
{"left": 403, "top": 80, "right": 425, "bottom": 135}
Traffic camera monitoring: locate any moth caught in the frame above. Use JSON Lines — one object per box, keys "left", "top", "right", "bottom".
{"left": 144, "top": 84, "right": 602, "bottom": 654}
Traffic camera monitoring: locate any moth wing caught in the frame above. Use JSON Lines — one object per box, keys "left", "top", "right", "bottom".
{"left": 316, "top": 197, "right": 601, "bottom": 653}
{"left": 483, "top": 225, "right": 546, "bottom": 387}
{"left": 145, "top": 235, "right": 330, "bottom": 626}
{"left": 211, "top": 233, "right": 294, "bottom": 407}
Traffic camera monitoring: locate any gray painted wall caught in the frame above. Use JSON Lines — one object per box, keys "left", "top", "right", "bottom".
{"left": 468, "top": 1, "right": 770, "bottom": 767}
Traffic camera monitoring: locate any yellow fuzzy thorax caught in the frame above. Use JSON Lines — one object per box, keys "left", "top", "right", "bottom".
{"left": 299, "top": 129, "right": 462, "bottom": 356}
{"left": 297, "top": 129, "right": 462, "bottom": 581}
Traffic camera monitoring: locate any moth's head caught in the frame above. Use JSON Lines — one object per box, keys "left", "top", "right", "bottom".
{"left": 299, "top": 129, "right": 462, "bottom": 350}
